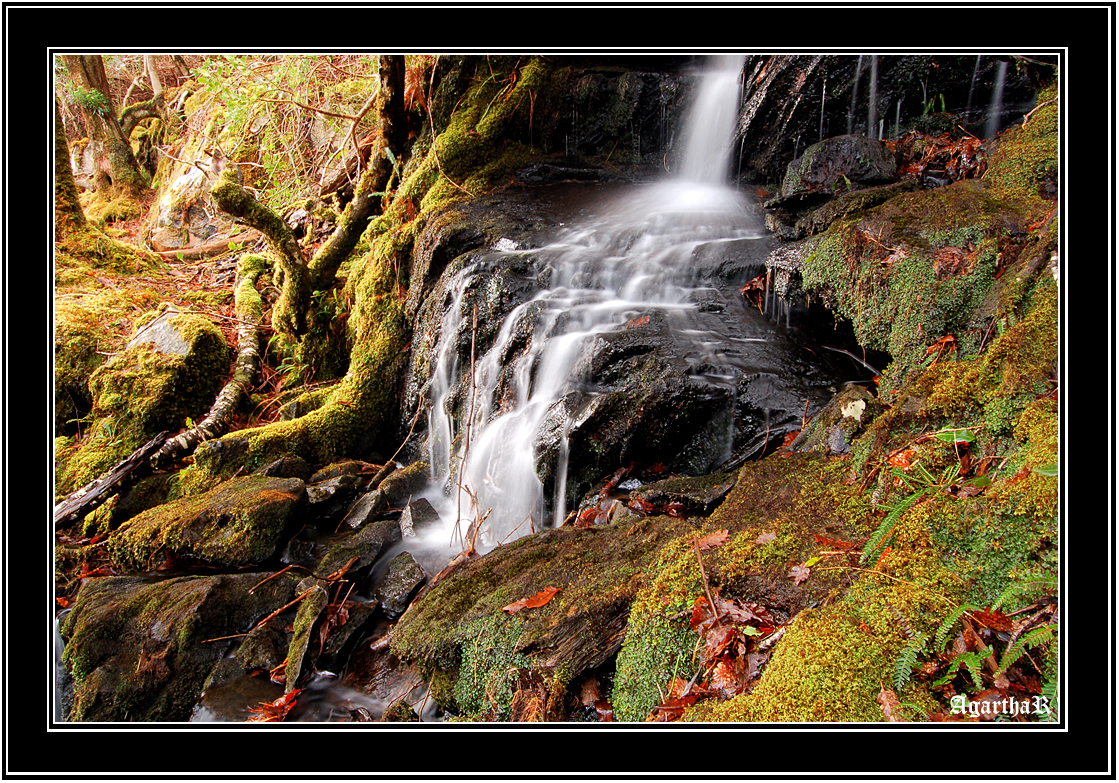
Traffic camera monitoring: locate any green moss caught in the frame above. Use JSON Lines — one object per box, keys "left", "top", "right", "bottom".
{"left": 452, "top": 614, "right": 532, "bottom": 718}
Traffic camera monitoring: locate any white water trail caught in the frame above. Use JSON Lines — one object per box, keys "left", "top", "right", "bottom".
{"left": 422, "top": 55, "right": 754, "bottom": 556}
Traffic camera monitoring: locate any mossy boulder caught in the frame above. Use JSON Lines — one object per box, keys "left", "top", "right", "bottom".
{"left": 54, "top": 311, "right": 230, "bottom": 497}
{"left": 107, "top": 475, "right": 306, "bottom": 571}
{"left": 59, "top": 571, "right": 301, "bottom": 721}
{"left": 391, "top": 512, "right": 696, "bottom": 719}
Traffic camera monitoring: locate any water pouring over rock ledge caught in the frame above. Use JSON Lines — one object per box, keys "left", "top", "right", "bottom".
{"left": 53, "top": 51, "right": 1061, "bottom": 728}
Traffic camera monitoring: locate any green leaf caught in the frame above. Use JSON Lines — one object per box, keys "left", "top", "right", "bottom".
{"left": 1033, "top": 463, "right": 1059, "bottom": 477}
{"left": 932, "top": 428, "right": 976, "bottom": 445}
{"left": 742, "top": 625, "right": 760, "bottom": 637}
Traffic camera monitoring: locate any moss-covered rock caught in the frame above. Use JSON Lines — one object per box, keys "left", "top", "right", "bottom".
{"left": 55, "top": 311, "right": 230, "bottom": 497}
{"left": 60, "top": 571, "right": 300, "bottom": 721}
{"left": 107, "top": 475, "right": 305, "bottom": 571}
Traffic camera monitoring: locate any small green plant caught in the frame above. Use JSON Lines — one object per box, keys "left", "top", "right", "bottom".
{"left": 71, "top": 86, "right": 111, "bottom": 117}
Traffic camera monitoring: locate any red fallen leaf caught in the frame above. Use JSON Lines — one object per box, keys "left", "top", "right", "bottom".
{"left": 626, "top": 315, "right": 651, "bottom": 329}
{"left": 877, "top": 687, "right": 906, "bottom": 722}
{"left": 56, "top": 596, "right": 71, "bottom": 609}
{"left": 972, "top": 608, "right": 1013, "bottom": 633}
{"left": 781, "top": 430, "right": 800, "bottom": 449}
{"left": 755, "top": 531, "right": 777, "bottom": 544}
{"left": 502, "top": 586, "right": 560, "bottom": 614}
{"left": 696, "top": 529, "right": 730, "bottom": 551}
{"left": 813, "top": 533, "right": 856, "bottom": 549}
{"left": 874, "top": 546, "right": 893, "bottom": 569}
{"left": 739, "top": 273, "right": 767, "bottom": 312}
{"left": 248, "top": 688, "right": 303, "bottom": 722}
{"left": 887, "top": 448, "right": 916, "bottom": 469}
{"left": 789, "top": 564, "right": 810, "bottom": 585}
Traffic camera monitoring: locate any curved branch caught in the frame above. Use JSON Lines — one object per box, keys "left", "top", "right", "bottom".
{"left": 211, "top": 166, "right": 310, "bottom": 337}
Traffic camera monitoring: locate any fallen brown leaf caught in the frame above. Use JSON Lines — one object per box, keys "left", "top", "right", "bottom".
{"left": 789, "top": 564, "right": 810, "bottom": 585}
{"left": 696, "top": 529, "right": 730, "bottom": 551}
{"left": 502, "top": 586, "right": 560, "bottom": 614}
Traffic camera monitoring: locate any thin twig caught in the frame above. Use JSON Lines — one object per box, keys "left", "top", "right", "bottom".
{"left": 693, "top": 536, "right": 722, "bottom": 626}
{"left": 823, "top": 345, "right": 880, "bottom": 376}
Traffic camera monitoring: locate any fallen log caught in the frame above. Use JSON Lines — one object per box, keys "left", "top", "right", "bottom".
{"left": 150, "top": 256, "right": 266, "bottom": 468}
{"left": 53, "top": 431, "right": 168, "bottom": 529}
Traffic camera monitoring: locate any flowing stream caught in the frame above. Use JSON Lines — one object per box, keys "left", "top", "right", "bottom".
{"left": 408, "top": 54, "right": 805, "bottom": 561}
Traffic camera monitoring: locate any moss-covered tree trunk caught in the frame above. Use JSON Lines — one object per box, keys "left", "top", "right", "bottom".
{"left": 55, "top": 98, "right": 85, "bottom": 238}
{"left": 61, "top": 54, "right": 150, "bottom": 198}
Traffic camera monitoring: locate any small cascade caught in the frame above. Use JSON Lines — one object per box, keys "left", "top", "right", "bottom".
{"left": 867, "top": 55, "right": 879, "bottom": 139}
{"left": 966, "top": 54, "right": 983, "bottom": 117}
{"left": 422, "top": 55, "right": 763, "bottom": 554}
{"left": 819, "top": 77, "right": 827, "bottom": 142}
{"left": 985, "top": 59, "right": 1008, "bottom": 139}
{"left": 847, "top": 55, "right": 864, "bottom": 135}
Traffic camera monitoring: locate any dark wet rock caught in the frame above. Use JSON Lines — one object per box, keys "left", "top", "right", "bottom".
{"left": 107, "top": 475, "right": 306, "bottom": 570}
{"left": 317, "top": 601, "right": 380, "bottom": 673}
{"left": 338, "top": 462, "right": 430, "bottom": 531}
{"left": 254, "top": 453, "right": 313, "bottom": 481}
{"left": 341, "top": 619, "right": 429, "bottom": 719}
{"left": 766, "top": 135, "right": 898, "bottom": 215}
{"left": 338, "top": 490, "right": 386, "bottom": 531}
{"left": 193, "top": 668, "right": 285, "bottom": 722}
{"left": 315, "top": 517, "right": 402, "bottom": 586}
{"left": 189, "top": 435, "right": 251, "bottom": 481}
{"left": 283, "top": 578, "right": 330, "bottom": 692}
{"left": 309, "top": 459, "right": 376, "bottom": 484}
{"left": 627, "top": 472, "right": 738, "bottom": 516}
{"left": 377, "top": 461, "right": 430, "bottom": 504}
{"left": 375, "top": 552, "right": 428, "bottom": 620}
{"left": 280, "top": 537, "right": 316, "bottom": 567}
{"left": 788, "top": 384, "right": 886, "bottom": 456}
{"left": 399, "top": 497, "right": 442, "bottom": 539}
{"left": 306, "top": 473, "right": 365, "bottom": 520}
{"left": 59, "top": 571, "right": 300, "bottom": 721}
{"left": 235, "top": 619, "right": 289, "bottom": 672}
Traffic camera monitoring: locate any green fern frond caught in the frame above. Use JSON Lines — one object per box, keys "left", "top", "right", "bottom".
{"left": 1039, "top": 671, "right": 1059, "bottom": 721}
{"left": 933, "top": 603, "right": 979, "bottom": 652}
{"left": 932, "top": 650, "right": 986, "bottom": 689}
{"left": 893, "top": 631, "right": 929, "bottom": 690}
{"left": 862, "top": 488, "right": 925, "bottom": 564}
{"left": 993, "top": 574, "right": 1058, "bottom": 612}
{"left": 996, "top": 623, "right": 1058, "bottom": 678}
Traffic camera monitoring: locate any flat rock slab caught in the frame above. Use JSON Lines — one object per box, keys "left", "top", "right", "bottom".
{"left": 107, "top": 475, "right": 306, "bottom": 571}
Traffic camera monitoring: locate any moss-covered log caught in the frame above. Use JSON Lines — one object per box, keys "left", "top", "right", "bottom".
{"left": 150, "top": 254, "right": 268, "bottom": 468}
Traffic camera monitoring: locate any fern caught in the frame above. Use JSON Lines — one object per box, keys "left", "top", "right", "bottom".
{"left": 996, "top": 623, "right": 1057, "bottom": 678}
{"left": 933, "top": 603, "right": 979, "bottom": 652}
{"left": 932, "top": 650, "right": 986, "bottom": 689}
{"left": 893, "top": 631, "right": 929, "bottom": 690}
{"left": 862, "top": 487, "right": 925, "bottom": 564}
{"left": 1039, "top": 671, "right": 1059, "bottom": 721}
{"left": 992, "top": 574, "right": 1058, "bottom": 612}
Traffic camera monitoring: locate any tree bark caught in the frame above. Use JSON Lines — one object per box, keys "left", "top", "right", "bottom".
{"left": 61, "top": 54, "right": 150, "bottom": 198}
{"left": 55, "top": 98, "right": 86, "bottom": 238}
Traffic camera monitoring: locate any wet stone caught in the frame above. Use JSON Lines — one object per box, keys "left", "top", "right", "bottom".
{"left": 399, "top": 497, "right": 442, "bottom": 538}
{"left": 374, "top": 552, "right": 428, "bottom": 620}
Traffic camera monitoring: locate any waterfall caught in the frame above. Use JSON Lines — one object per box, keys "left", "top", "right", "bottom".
{"left": 867, "top": 55, "right": 878, "bottom": 139}
{"left": 421, "top": 55, "right": 757, "bottom": 554}
{"left": 847, "top": 55, "right": 864, "bottom": 135}
{"left": 985, "top": 60, "right": 1008, "bottom": 139}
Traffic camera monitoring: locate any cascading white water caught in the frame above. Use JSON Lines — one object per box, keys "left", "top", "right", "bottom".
{"left": 985, "top": 60, "right": 1008, "bottom": 139}
{"left": 420, "top": 55, "right": 757, "bottom": 557}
